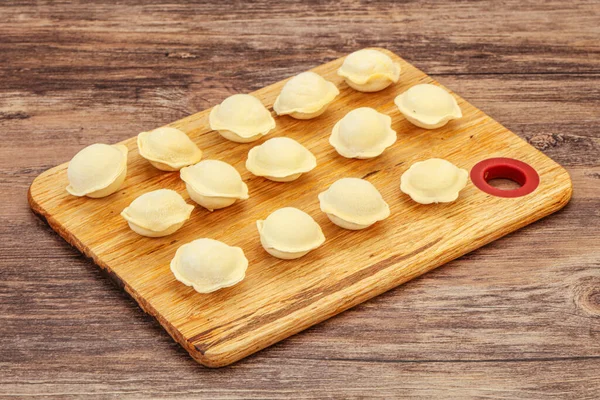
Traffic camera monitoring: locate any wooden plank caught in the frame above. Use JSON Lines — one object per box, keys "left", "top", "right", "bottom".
{"left": 27, "top": 48, "right": 572, "bottom": 367}
{"left": 1, "top": 357, "right": 600, "bottom": 399}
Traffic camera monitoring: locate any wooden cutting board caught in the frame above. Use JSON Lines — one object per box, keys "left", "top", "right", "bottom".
{"left": 28, "top": 48, "right": 572, "bottom": 367}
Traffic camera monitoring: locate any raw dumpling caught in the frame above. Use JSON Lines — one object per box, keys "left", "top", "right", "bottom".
{"left": 256, "top": 207, "right": 325, "bottom": 260}
{"left": 66, "top": 143, "right": 128, "bottom": 198}
{"left": 137, "top": 126, "right": 202, "bottom": 171}
{"left": 245, "top": 137, "right": 317, "bottom": 182}
{"left": 394, "top": 84, "right": 462, "bottom": 129}
{"left": 273, "top": 71, "right": 339, "bottom": 119}
{"left": 180, "top": 160, "right": 249, "bottom": 211}
{"left": 318, "top": 178, "right": 390, "bottom": 230}
{"left": 337, "top": 49, "right": 401, "bottom": 92}
{"left": 121, "top": 189, "right": 194, "bottom": 237}
{"left": 329, "top": 107, "right": 397, "bottom": 159}
{"left": 209, "top": 94, "right": 276, "bottom": 143}
{"left": 170, "top": 238, "right": 248, "bottom": 294}
{"left": 400, "top": 158, "right": 468, "bottom": 204}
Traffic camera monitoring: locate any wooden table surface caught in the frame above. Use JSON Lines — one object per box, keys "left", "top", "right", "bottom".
{"left": 1, "top": 0, "right": 599, "bottom": 398}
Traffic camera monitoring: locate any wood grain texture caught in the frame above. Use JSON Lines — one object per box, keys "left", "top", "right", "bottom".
{"left": 2, "top": 0, "right": 599, "bottom": 397}
{"left": 28, "top": 48, "right": 572, "bottom": 367}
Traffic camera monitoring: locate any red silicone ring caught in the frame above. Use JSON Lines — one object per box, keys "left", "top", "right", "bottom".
{"left": 470, "top": 158, "right": 540, "bottom": 198}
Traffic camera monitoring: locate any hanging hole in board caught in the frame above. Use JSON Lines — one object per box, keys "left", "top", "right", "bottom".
{"left": 470, "top": 158, "right": 539, "bottom": 198}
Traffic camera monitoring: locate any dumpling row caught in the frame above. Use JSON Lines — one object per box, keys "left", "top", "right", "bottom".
{"left": 64, "top": 52, "right": 461, "bottom": 199}
{"left": 253, "top": 177, "right": 392, "bottom": 260}
{"left": 255, "top": 156, "right": 469, "bottom": 261}
{"left": 167, "top": 153, "right": 470, "bottom": 294}
{"left": 119, "top": 159, "right": 248, "bottom": 238}
{"left": 65, "top": 48, "right": 462, "bottom": 199}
